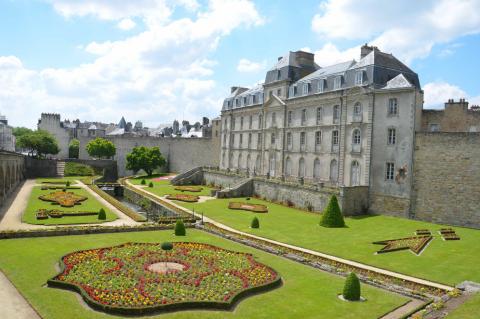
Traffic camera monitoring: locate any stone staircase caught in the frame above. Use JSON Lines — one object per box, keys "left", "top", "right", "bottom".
{"left": 216, "top": 178, "right": 253, "bottom": 198}
{"left": 56, "top": 161, "right": 65, "bottom": 177}
{"left": 171, "top": 167, "right": 203, "bottom": 185}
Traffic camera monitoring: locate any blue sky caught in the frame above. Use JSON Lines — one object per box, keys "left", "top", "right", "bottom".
{"left": 0, "top": 0, "right": 479, "bottom": 128}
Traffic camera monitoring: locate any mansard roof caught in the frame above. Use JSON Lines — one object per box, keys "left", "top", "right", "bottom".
{"left": 296, "top": 60, "right": 356, "bottom": 83}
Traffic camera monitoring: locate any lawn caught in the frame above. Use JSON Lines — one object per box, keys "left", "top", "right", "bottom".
{"left": 168, "top": 196, "right": 480, "bottom": 286}
{"left": 129, "top": 174, "right": 216, "bottom": 197}
{"left": 22, "top": 186, "right": 117, "bottom": 225}
{"left": 445, "top": 294, "right": 480, "bottom": 319}
{"left": 0, "top": 229, "right": 409, "bottom": 319}
{"left": 36, "top": 176, "right": 87, "bottom": 184}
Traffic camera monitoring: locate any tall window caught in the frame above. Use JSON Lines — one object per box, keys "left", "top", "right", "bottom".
{"left": 353, "top": 102, "right": 362, "bottom": 117}
{"left": 257, "top": 133, "right": 262, "bottom": 149}
{"left": 287, "top": 111, "right": 293, "bottom": 126}
{"left": 332, "top": 130, "right": 339, "bottom": 146}
{"left": 243, "top": 97, "right": 247, "bottom": 105}
{"left": 303, "top": 83, "right": 311, "bottom": 95}
{"left": 333, "top": 105, "right": 340, "bottom": 123}
{"left": 248, "top": 133, "right": 252, "bottom": 148}
{"left": 298, "top": 158, "right": 305, "bottom": 178}
{"left": 301, "top": 109, "right": 307, "bottom": 125}
{"left": 235, "top": 99, "right": 239, "bottom": 107}
{"left": 388, "top": 128, "right": 396, "bottom": 145}
{"left": 315, "top": 131, "right": 322, "bottom": 146}
{"left": 355, "top": 71, "right": 363, "bottom": 85}
{"left": 240, "top": 117, "right": 244, "bottom": 129}
{"left": 258, "top": 114, "right": 263, "bottom": 129}
{"left": 231, "top": 118, "right": 235, "bottom": 130}
{"left": 352, "top": 129, "right": 361, "bottom": 145}
{"left": 252, "top": 95, "right": 256, "bottom": 104}
{"left": 316, "top": 107, "right": 323, "bottom": 124}
{"left": 287, "top": 132, "right": 292, "bottom": 149}
{"left": 388, "top": 98, "right": 398, "bottom": 115}
{"left": 300, "top": 132, "right": 306, "bottom": 146}
{"left": 270, "top": 133, "right": 276, "bottom": 146}
{"left": 351, "top": 161, "right": 360, "bottom": 186}
{"left": 277, "top": 70, "right": 281, "bottom": 80}
{"left": 334, "top": 76, "right": 342, "bottom": 89}
{"left": 272, "top": 112, "right": 276, "bottom": 126}
{"left": 318, "top": 79, "right": 325, "bottom": 93}
{"left": 330, "top": 159, "right": 338, "bottom": 182}
{"left": 285, "top": 157, "right": 292, "bottom": 176}
{"left": 239, "top": 134, "right": 243, "bottom": 147}
{"left": 313, "top": 158, "right": 321, "bottom": 179}
{"left": 249, "top": 115, "right": 252, "bottom": 129}
{"left": 386, "top": 162, "right": 395, "bottom": 181}
{"left": 277, "top": 88, "right": 282, "bottom": 96}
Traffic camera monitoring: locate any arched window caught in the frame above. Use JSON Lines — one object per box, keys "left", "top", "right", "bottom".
{"left": 298, "top": 157, "right": 305, "bottom": 178}
{"left": 285, "top": 157, "right": 292, "bottom": 176}
{"left": 351, "top": 161, "right": 360, "bottom": 186}
{"left": 269, "top": 154, "right": 276, "bottom": 177}
{"left": 246, "top": 154, "right": 251, "bottom": 171}
{"left": 352, "top": 129, "right": 361, "bottom": 145}
{"left": 313, "top": 158, "right": 321, "bottom": 179}
{"left": 330, "top": 159, "right": 338, "bottom": 182}
{"left": 353, "top": 102, "right": 362, "bottom": 116}
{"left": 237, "top": 153, "right": 243, "bottom": 169}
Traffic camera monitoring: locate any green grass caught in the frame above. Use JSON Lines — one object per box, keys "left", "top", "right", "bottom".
{"left": 0, "top": 230, "right": 409, "bottom": 319}
{"left": 445, "top": 294, "right": 480, "bottom": 319}
{"left": 22, "top": 186, "right": 117, "bottom": 225}
{"left": 129, "top": 175, "right": 216, "bottom": 197}
{"left": 166, "top": 196, "right": 480, "bottom": 286}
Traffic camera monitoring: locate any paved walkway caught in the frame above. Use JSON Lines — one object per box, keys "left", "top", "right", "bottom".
{"left": 380, "top": 299, "right": 424, "bottom": 319}
{"left": 0, "top": 179, "right": 140, "bottom": 231}
{"left": 0, "top": 270, "right": 40, "bottom": 319}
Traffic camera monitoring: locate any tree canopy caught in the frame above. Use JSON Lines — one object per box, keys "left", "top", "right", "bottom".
{"left": 12, "top": 127, "right": 33, "bottom": 148}
{"left": 69, "top": 139, "right": 80, "bottom": 159}
{"left": 17, "top": 130, "right": 60, "bottom": 158}
{"left": 85, "top": 138, "right": 116, "bottom": 159}
{"left": 126, "top": 146, "right": 166, "bottom": 176}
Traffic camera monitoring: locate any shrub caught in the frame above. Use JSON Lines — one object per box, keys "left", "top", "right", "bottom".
{"left": 66, "top": 181, "right": 71, "bottom": 187}
{"left": 174, "top": 220, "right": 186, "bottom": 236}
{"left": 98, "top": 208, "right": 106, "bottom": 220}
{"left": 148, "top": 182, "right": 154, "bottom": 188}
{"left": 251, "top": 217, "right": 260, "bottom": 229}
{"left": 320, "top": 195, "right": 345, "bottom": 228}
{"left": 342, "top": 273, "right": 361, "bottom": 301}
{"left": 161, "top": 242, "right": 173, "bottom": 251}
{"left": 141, "top": 179, "right": 146, "bottom": 185}
{"left": 64, "top": 162, "right": 94, "bottom": 176}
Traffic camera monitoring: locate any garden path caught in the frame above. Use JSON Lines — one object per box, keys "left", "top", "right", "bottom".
{"left": 0, "top": 270, "right": 40, "bottom": 319}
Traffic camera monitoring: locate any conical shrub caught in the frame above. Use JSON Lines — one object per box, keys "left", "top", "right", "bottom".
{"left": 98, "top": 208, "right": 106, "bottom": 220}
{"left": 174, "top": 220, "right": 186, "bottom": 236}
{"left": 320, "top": 195, "right": 345, "bottom": 228}
{"left": 251, "top": 217, "right": 259, "bottom": 229}
{"left": 342, "top": 272, "right": 361, "bottom": 301}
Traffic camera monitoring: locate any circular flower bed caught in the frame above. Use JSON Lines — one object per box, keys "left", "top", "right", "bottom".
{"left": 48, "top": 242, "right": 281, "bottom": 315}
{"left": 174, "top": 186, "right": 203, "bottom": 192}
{"left": 166, "top": 194, "right": 200, "bottom": 202}
{"left": 228, "top": 202, "right": 268, "bottom": 213}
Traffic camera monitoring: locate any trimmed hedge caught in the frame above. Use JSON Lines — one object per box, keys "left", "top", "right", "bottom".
{"left": 342, "top": 273, "right": 361, "bottom": 301}
{"left": 174, "top": 220, "right": 186, "bottom": 236}
{"left": 251, "top": 217, "right": 260, "bottom": 229}
{"left": 98, "top": 208, "right": 106, "bottom": 220}
{"left": 65, "top": 162, "right": 95, "bottom": 176}
{"left": 319, "top": 195, "right": 345, "bottom": 228}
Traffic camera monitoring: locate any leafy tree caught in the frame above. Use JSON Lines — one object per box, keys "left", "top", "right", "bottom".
{"left": 17, "top": 130, "right": 60, "bottom": 158}
{"left": 85, "top": 138, "right": 116, "bottom": 159}
{"left": 319, "top": 195, "right": 345, "bottom": 228}
{"left": 98, "top": 208, "right": 106, "bottom": 220}
{"left": 13, "top": 127, "right": 33, "bottom": 148}
{"left": 68, "top": 139, "right": 80, "bottom": 159}
{"left": 175, "top": 220, "right": 186, "bottom": 236}
{"left": 342, "top": 273, "right": 361, "bottom": 301}
{"left": 126, "top": 146, "right": 166, "bottom": 176}
{"left": 251, "top": 216, "right": 260, "bottom": 229}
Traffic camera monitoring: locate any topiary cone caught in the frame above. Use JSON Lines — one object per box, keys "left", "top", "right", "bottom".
{"left": 98, "top": 208, "right": 106, "bottom": 220}
{"left": 320, "top": 195, "right": 345, "bottom": 228}
{"left": 174, "top": 220, "right": 186, "bottom": 236}
{"left": 251, "top": 216, "right": 260, "bottom": 229}
{"left": 343, "top": 272, "right": 361, "bottom": 301}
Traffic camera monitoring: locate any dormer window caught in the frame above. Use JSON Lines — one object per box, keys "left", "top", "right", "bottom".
{"left": 293, "top": 86, "right": 298, "bottom": 96}
{"left": 334, "top": 76, "right": 342, "bottom": 89}
{"left": 277, "top": 70, "right": 281, "bottom": 80}
{"left": 235, "top": 99, "right": 239, "bottom": 107}
{"left": 355, "top": 71, "right": 364, "bottom": 85}
{"left": 303, "top": 83, "right": 311, "bottom": 95}
{"left": 318, "top": 79, "right": 325, "bottom": 93}
{"left": 243, "top": 97, "right": 247, "bottom": 105}
{"left": 252, "top": 95, "right": 256, "bottom": 104}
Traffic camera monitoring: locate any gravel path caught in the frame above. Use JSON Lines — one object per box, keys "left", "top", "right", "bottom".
{"left": 0, "top": 270, "right": 40, "bottom": 319}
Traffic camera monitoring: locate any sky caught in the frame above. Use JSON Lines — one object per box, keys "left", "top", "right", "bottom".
{"left": 1, "top": 0, "right": 480, "bottom": 129}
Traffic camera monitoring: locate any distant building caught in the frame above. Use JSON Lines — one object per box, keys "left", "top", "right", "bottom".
{"left": 0, "top": 115, "right": 15, "bottom": 152}
{"left": 422, "top": 99, "right": 480, "bottom": 132}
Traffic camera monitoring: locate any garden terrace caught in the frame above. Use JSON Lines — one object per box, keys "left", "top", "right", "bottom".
{"left": 127, "top": 175, "right": 216, "bottom": 197}
{"left": 48, "top": 242, "right": 281, "bottom": 315}
{"left": 23, "top": 186, "right": 117, "bottom": 225}
{"left": 0, "top": 229, "right": 410, "bottom": 319}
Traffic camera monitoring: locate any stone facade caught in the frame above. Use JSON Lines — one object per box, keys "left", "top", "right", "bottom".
{"left": 422, "top": 99, "right": 480, "bottom": 132}
{"left": 412, "top": 133, "right": 480, "bottom": 228}
{"left": 0, "top": 115, "right": 15, "bottom": 152}
{"left": 0, "top": 151, "right": 25, "bottom": 206}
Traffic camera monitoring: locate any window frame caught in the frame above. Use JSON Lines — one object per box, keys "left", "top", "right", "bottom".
{"left": 332, "top": 130, "right": 339, "bottom": 146}
{"left": 388, "top": 98, "right": 399, "bottom": 116}
{"left": 386, "top": 162, "right": 395, "bottom": 181}
{"left": 387, "top": 128, "right": 396, "bottom": 145}
{"left": 316, "top": 107, "right": 323, "bottom": 124}
{"left": 352, "top": 129, "right": 361, "bottom": 145}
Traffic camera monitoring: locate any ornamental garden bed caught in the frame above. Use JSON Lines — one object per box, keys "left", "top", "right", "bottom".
{"left": 41, "top": 186, "right": 81, "bottom": 190}
{"left": 373, "top": 236, "right": 433, "bottom": 255}
{"left": 166, "top": 194, "right": 200, "bottom": 202}
{"left": 39, "top": 191, "right": 88, "bottom": 207}
{"left": 174, "top": 186, "right": 203, "bottom": 192}
{"left": 415, "top": 229, "right": 431, "bottom": 236}
{"left": 36, "top": 209, "right": 98, "bottom": 220}
{"left": 48, "top": 242, "right": 281, "bottom": 315}
{"left": 228, "top": 202, "right": 268, "bottom": 213}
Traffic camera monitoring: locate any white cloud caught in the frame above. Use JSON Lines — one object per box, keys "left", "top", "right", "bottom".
{"left": 117, "top": 18, "right": 136, "bottom": 30}
{"left": 236, "top": 58, "right": 265, "bottom": 73}
{"left": 312, "top": 43, "right": 359, "bottom": 66}
{"left": 311, "top": 0, "right": 480, "bottom": 64}
{"left": 423, "top": 82, "right": 468, "bottom": 108}
{"left": 1, "top": 0, "right": 264, "bottom": 128}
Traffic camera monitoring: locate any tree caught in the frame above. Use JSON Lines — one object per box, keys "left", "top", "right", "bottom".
{"left": 17, "top": 130, "right": 60, "bottom": 158}
{"left": 85, "top": 138, "right": 116, "bottom": 159}
{"left": 175, "top": 220, "right": 186, "bottom": 236}
{"left": 126, "top": 146, "right": 166, "bottom": 176}
{"left": 251, "top": 216, "right": 260, "bottom": 229}
{"left": 319, "top": 195, "right": 345, "bottom": 228}
{"left": 13, "top": 127, "right": 33, "bottom": 148}
{"left": 342, "top": 273, "right": 361, "bottom": 301}
{"left": 69, "top": 139, "right": 80, "bottom": 159}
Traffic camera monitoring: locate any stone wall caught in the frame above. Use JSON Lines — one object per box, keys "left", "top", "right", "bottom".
{"left": 64, "top": 159, "right": 118, "bottom": 182}
{"left": 78, "top": 136, "right": 220, "bottom": 177}
{"left": 412, "top": 132, "right": 480, "bottom": 228}
{"left": 0, "top": 151, "right": 25, "bottom": 206}
{"left": 369, "top": 193, "right": 410, "bottom": 218}
{"left": 421, "top": 99, "right": 480, "bottom": 132}
{"left": 24, "top": 157, "right": 57, "bottom": 178}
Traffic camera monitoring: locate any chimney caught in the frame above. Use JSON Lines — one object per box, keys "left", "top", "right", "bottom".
{"left": 360, "top": 44, "right": 378, "bottom": 59}
{"left": 230, "top": 86, "right": 239, "bottom": 94}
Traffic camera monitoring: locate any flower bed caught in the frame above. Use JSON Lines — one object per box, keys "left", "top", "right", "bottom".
{"left": 166, "top": 194, "right": 199, "bottom": 203}
{"left": 48, "top": 242, "right": 280, "bottom": 315}
{"left": 39, "top": 191, "right": 87, "bottom": 207}
{"left": 41, "top": 186, "right": 81, "bottom": 190}
{"left": 174, "top": 186, "right": 203, "bottom": 192}
{"left": 415, "top": 229, "right": 431, "bottom": 236}
{"left": 373, "top": 236, "right": 432, "bottom": 255}
{"left": 228, "top": 202, "right": 268, "bottom": 213}
{"left": 35, "top": 209, "right": 99, "bottom": 220}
